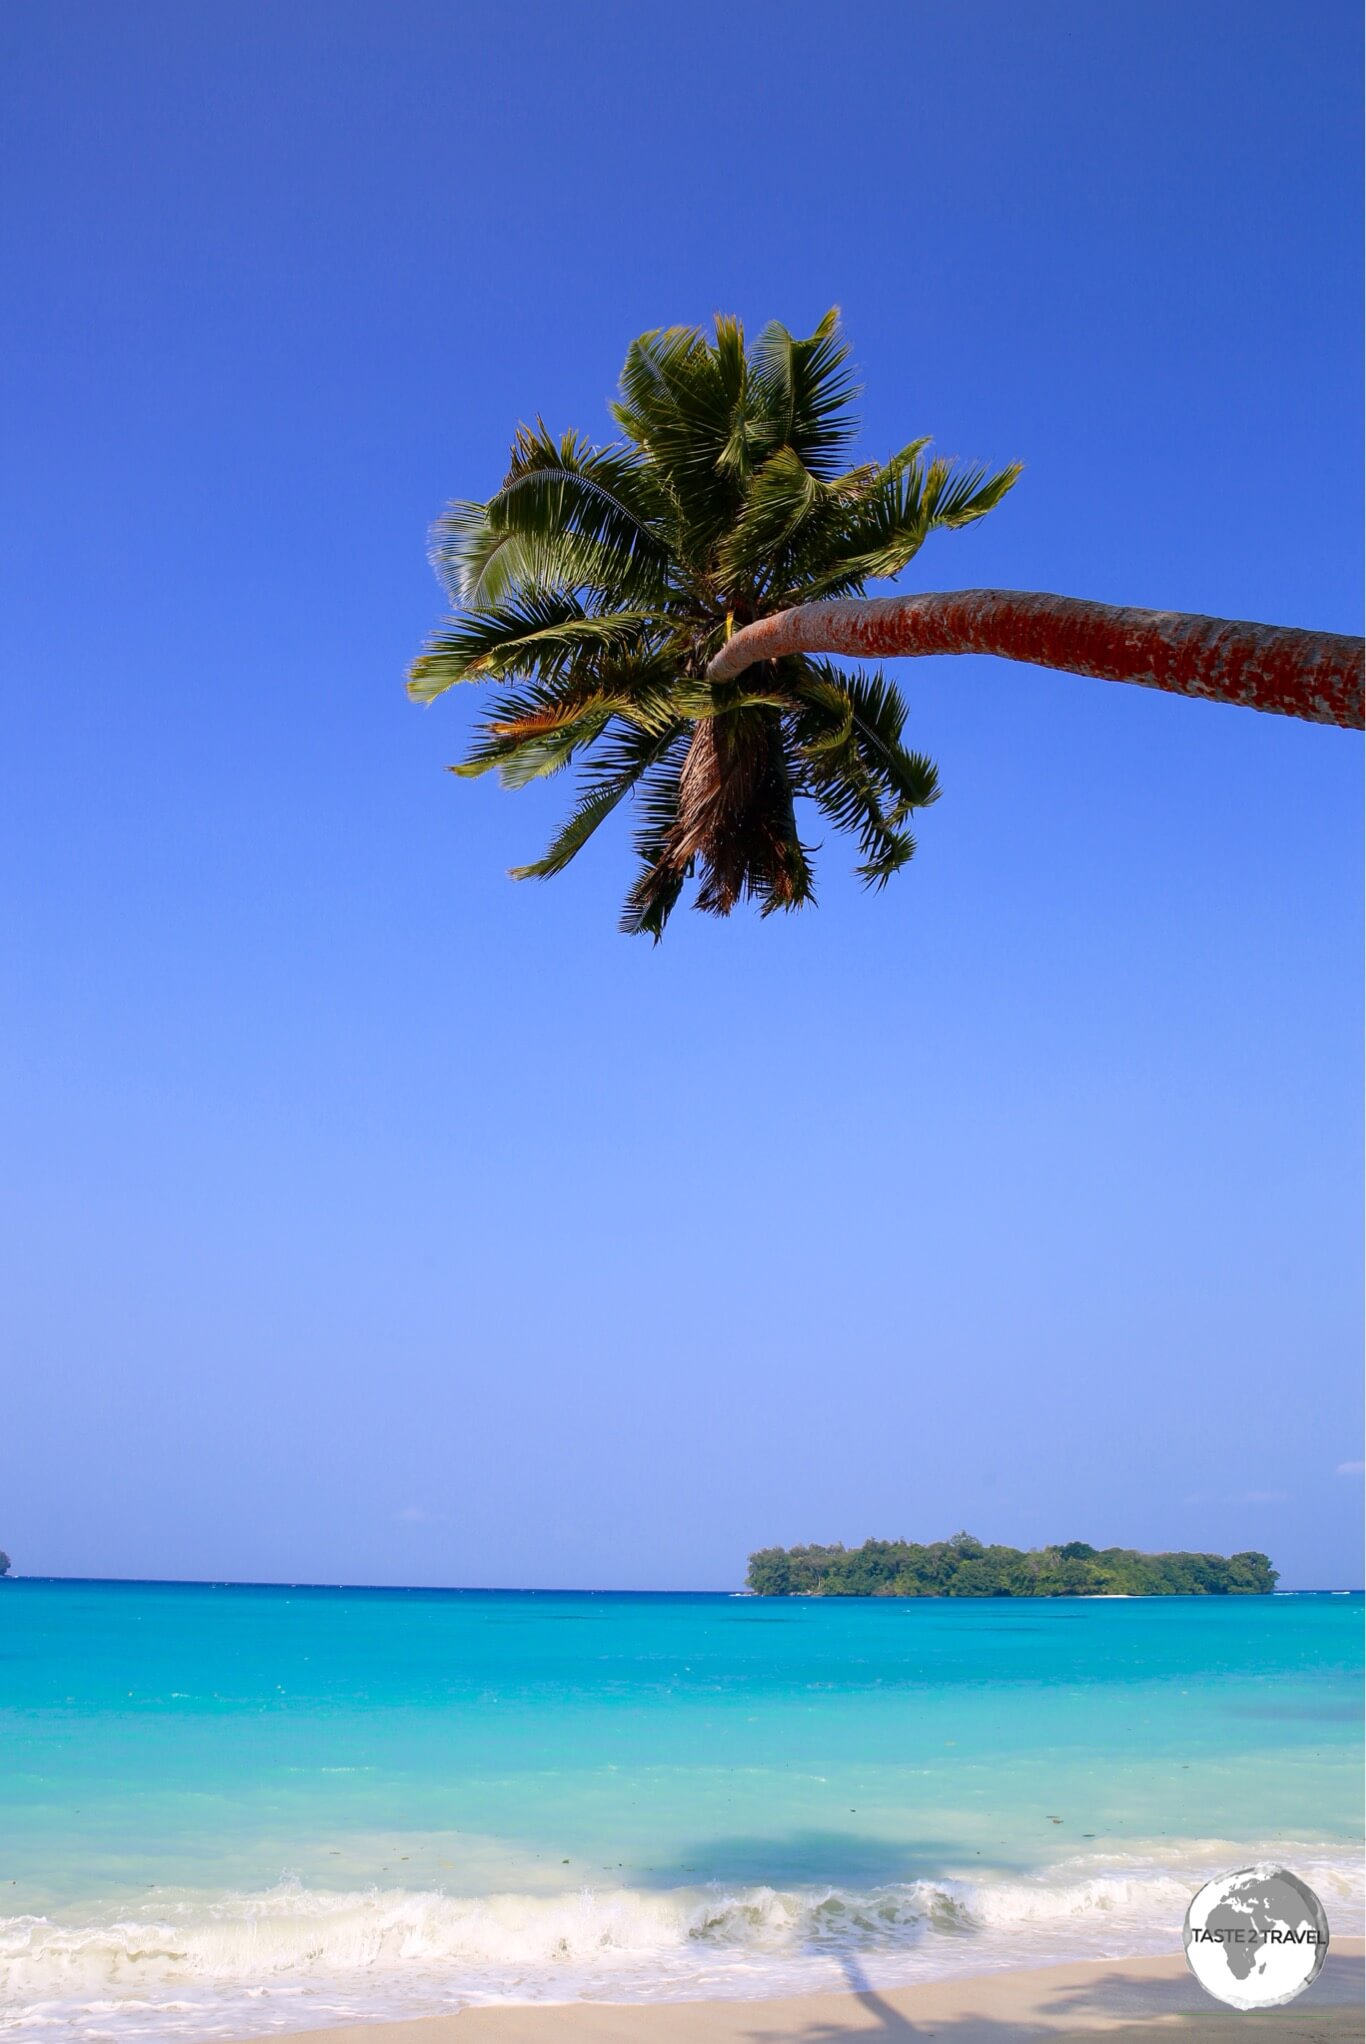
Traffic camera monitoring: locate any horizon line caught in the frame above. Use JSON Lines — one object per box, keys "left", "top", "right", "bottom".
{"left": 4, "top": 1573, "right": 1361, "bottom": 1598}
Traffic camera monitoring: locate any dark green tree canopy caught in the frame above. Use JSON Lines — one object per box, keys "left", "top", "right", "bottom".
{"left": 746, "top": 1537, "right": 1278, "bottom": 1598}
{"left": 409, "top": 311, "right": 1019, "bottom": 937}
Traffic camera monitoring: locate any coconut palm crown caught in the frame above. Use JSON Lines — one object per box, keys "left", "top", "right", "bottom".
{"left": 408, "top": 311, "right": 1020, "bottom": 938}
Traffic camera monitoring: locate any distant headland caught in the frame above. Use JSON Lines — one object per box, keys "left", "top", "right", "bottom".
{"left": 746, "top": 1533, "right": 1277, "bottom": 1597}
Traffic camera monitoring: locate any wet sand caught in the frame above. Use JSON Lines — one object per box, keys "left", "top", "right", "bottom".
{"left": 237, "top": 1940, "right": 1364, "bottom": 2043}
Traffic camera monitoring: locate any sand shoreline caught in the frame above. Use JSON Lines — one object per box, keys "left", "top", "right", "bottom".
{"left": 236, "top": 1942, "right": 1365, "bottom": 2043}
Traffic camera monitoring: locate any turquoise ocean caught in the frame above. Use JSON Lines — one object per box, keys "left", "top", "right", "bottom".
{"left": 0, "top": 1581, "right": 1361, "bottom": 2041}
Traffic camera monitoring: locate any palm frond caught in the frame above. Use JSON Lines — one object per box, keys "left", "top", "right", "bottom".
{"left": 449, "top": 679, "right": 580, "bottom": 778}
{"left": 407, "top": 591, "right": 658, "bottom": 701}
{"left": 475, "top": 423, "right": 673, "bottom": 600}
{"left": 429, "top": 499, "right": 523, "bottom": 607}
{"left": 509, "top": 723, "right": 683, "bottom": 881}
{"left": 717, "top": 448, "right": 895, "bottom": 602}
{"left": 710, "top": 313, "right": 757, "bottom": 478}
{"left": 803, "top": 753, "right": 919, "bottom": 889}
{"left": 750, "top": 309, "right": 861, "bottom": 478}
{"left": 429, "top": 497, "right": 665, "bottom": 611}
{"left": 790, "top": 660, "right": 938, "bottom": 889}
{"left": 453, "top": 687, "right": 617, "bottom": 787}
{"left": 804, "top": 451, "right": 1022, "bottom": 598}
{"left": 610, "top": 324, "right": 750, "bottom": 558}
{"left": 612, "top": 326, "right": 732, "bottom": 463}
{"left": 618, "top": 735, "right": 693, "bottom": 940}
{"left": 924, "top": 457, "right": 1023, "bottom": 528}
{"left": 838, "top": 663, "right": 940, "bottom": 815}
{"left": 715, "top": 447, "right": 822, "bottom": 588}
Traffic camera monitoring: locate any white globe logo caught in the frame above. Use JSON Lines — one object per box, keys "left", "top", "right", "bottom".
{"left": 1184, "top": 1863, "right": 1330, "bottom": 2010}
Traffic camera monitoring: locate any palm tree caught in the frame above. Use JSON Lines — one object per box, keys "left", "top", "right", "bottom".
{"left": 410, "top": 310, "right": 1362, "bottom": 938}
{"left": 407, "top": 311, "right": 1020, "bottom": 937}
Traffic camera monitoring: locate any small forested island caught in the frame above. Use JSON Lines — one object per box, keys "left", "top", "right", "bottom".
{"left": 746, "top": 1533, "right": 1277, "bottom": 1597}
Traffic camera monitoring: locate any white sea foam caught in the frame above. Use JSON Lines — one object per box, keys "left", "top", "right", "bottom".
{"left": 1, "top": 1842, "right": 1361, "bottom": 2043}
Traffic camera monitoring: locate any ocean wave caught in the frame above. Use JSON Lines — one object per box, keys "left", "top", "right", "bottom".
{"left": 2, "top": 1843, "right": 1361, "bottom": 2043}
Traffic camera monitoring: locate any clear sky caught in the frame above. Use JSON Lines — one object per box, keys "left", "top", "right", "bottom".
{"left": 2, "top": 1, "right": 1361, "bottom": 1592}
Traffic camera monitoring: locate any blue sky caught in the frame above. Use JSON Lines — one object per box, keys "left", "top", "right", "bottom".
{"left": 2, "top": 0, "right": 1361, "bottom": 1590}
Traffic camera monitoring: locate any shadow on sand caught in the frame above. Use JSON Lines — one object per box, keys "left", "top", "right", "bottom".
{"left": 730, "top": 1948, "right": 1365, "bottom": 2043}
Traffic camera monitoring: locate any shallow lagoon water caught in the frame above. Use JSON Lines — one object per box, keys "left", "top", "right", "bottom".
{"left": 0, "top": 1581, "right": 1360, "bottom": 2039}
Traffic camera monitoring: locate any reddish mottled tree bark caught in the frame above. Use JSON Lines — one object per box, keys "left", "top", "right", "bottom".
{"left": 706, "top": 590, "right": 1364, "bottom": 730}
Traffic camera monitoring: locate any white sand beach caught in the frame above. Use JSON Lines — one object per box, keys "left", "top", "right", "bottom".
{"left": 241, "top": 1942, "right": 1365, "bottom": 2044}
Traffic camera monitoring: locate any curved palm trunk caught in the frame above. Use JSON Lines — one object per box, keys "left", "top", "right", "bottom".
{"left": 706, "top": 590, "right": 1364, "bottom": 730}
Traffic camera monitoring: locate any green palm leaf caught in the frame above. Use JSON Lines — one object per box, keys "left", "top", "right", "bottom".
{"left": 408, "top": 591, "right": 658, "bottom": 702}
{"left": 791, "top": 660, "right": 935, "bottom": 888}
{"left": 611, "top": 324, "right": 753, "bottom": 560}
{"left": 618, "top": 736, "right": 693, "bottom": 940}
{"left": 750, "top": 308, "right": 861, "bottom": 478}
{"left": 803, "top": 451, "right": 1023, "bottom": 598}
{"left": 466, "top": 423, "right": 673, "bottom": 602}
{"left": 430, "top": 497, "right": 664, "bottom": 610}
{"left": 453, "top": 691, "right": 616, "bottom": 787}
{"left": 509, "top": 723, "right": 683, "bottom": 880}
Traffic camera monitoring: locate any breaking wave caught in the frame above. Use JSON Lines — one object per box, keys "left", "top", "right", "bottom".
{"left": 3, "top": 1843, "right": 1361, "bottom": 2042}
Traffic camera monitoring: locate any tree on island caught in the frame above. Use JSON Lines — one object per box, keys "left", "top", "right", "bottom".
{"left": 745, "top": 1533, "right": 1278, "bottom": 1597}
{"left": 0, "top": 1552, "right": 10, "bottom": 1577}
{"left": 409, "top": 311, "right": 1362, "bottom": 937}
